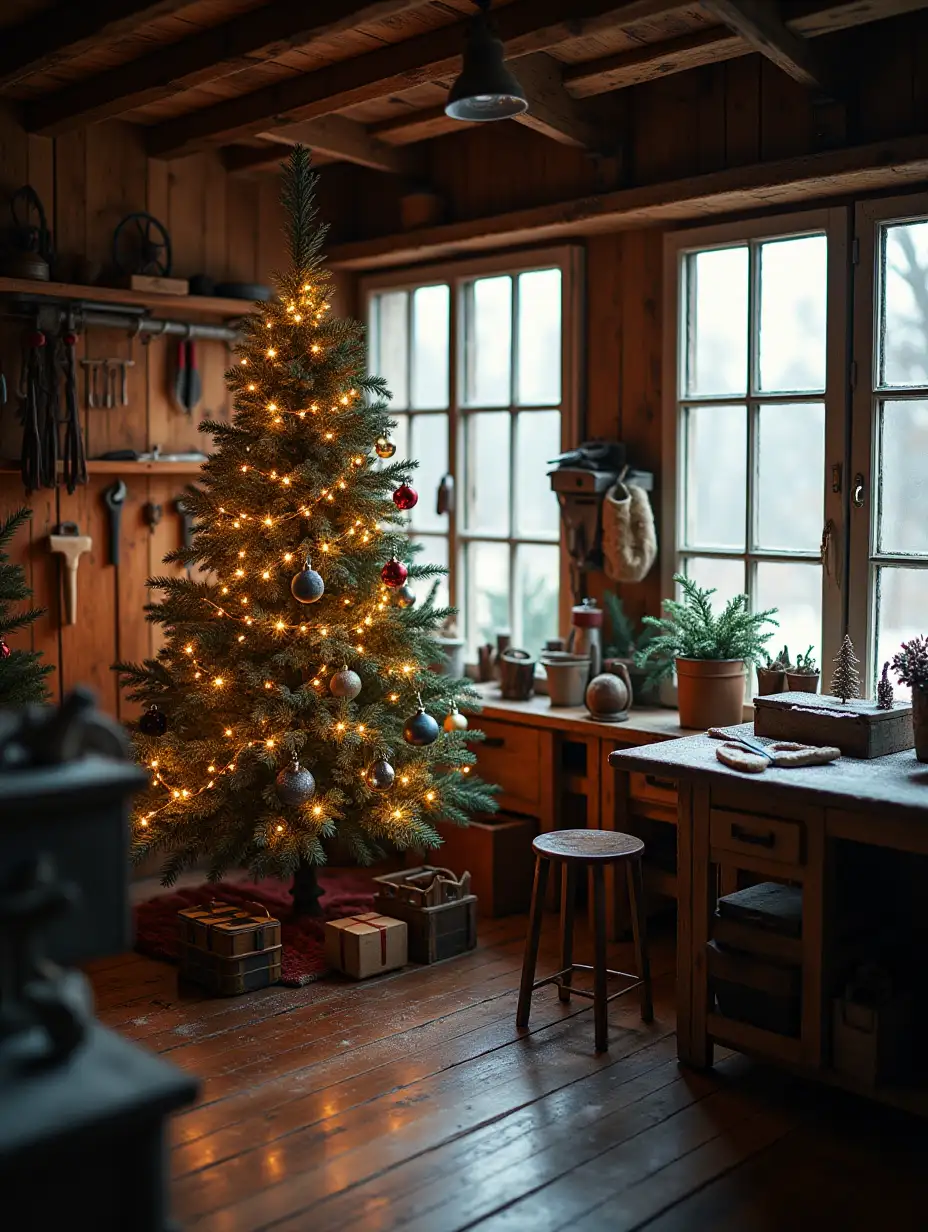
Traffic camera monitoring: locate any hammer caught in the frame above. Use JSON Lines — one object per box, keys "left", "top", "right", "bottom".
{"left": 49, "top": 521, "right": 93, "bottom": 625}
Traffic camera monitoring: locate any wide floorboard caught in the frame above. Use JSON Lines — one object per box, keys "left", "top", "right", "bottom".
{"left": 91, "top": 907, "right": 928, "bottom": 1231}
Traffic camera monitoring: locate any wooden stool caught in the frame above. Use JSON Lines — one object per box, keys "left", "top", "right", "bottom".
{"left": 516, "top": 829, "right": 653, "bottom": 1052}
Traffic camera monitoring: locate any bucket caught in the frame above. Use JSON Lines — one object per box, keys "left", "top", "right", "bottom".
{"left": 541, "top": 652, "right": 591, "bottom": 707}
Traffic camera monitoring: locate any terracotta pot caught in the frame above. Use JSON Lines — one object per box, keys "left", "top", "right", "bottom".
{"left": 756, "top": 667, "right": 785, "bottom": 696}
{"left": 913, "top": 685, "right": 928, "bottom": 763}
{"left": 786, "top": 671, "right": 819, "bottom": 694}
{"left": 675, "top": 657, "right": 746, "bottom": 730}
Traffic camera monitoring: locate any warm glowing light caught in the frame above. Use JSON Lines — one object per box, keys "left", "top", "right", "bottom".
{"left": 313, "top": 804, "right": 322, "bottom": 816}
{"left": 181, "top": 789, "right": 190, "bottom": 799}
{"left": 340, "top": 396, "right": 349, "bottom": 405}
{"left": 277, "top": 824, "right": 284, "bottom": 833}
{"left": 262, "top": 571, "right": 271, "bottom": 580}
{"left": 402, "top": 664, "right": 412, "bottom": 674}
{"left": 221, "top": 586, "right": 229, "bottom": 595}
{"left": 235, "top": 569, "right": 245, "bottom": 577}
{"left": 194, "top": 671, "right": 202, "bottom": 680}
{"left": 335, "top": 722, "right": 346, "bottom": 733}
{"left": 284, "top": 553, "right": 293, "bottom": 562}
{"left": 321, "top": 543, "right": 330, "bottom": 553}
{"left": 240, "top": 598, "right": 248, "bottom": 606}
{"left": 241, "top": 465, "right": 248, "bottom": 472}
{"left": 213, "top": 677, "right": 224, "bottom": 687}
{"left": 184, "top": 644, "right": 193, "bottom": 654}
{"left": 393, "top": 809, "right": 403, "bottom": 819}
{"left": 389, "top": 693, "right": 399, "bottom": 702}
{"left": 324, "top": 432, "right": 334, "bottom": 441}
{"left": 282, "top": 477, "right": 290, "bottom": 486}
{"left": 141, "top": 819, "right": 149, "bottom": 827}
{"left": 275, "top": 620, "right": 285, "bottom": 631}
{"left": 264, "top": 681, "right": 273, "bottom": 690}
{"left": 247, "top": 383, "right": 256, "bottom": 391}
{"left": 267, "top": 348, "right": 277, "bottom": 358}
{"left": 299, "top": 624, "right": 308, "bottom": 633}
{"left": 266, "top": 739, "right": 275, "bottom": 748}
{"left": 294, "top": 314, "right": 302, "bottom": 322}
{"left": 264, "top": 516, "right": 273, "bottom": 527}
{"left": 426, "top": 791, "right": 436, "bottom": 802}
{"left": 172, "top": 789, "right": 180, "bottom": 799}
{"left": 150, "top": 759, "right": 159, "bottom": 768}
{"left": 312, "top": 678, "right": 321, "bottom": 687}
{"left": 225, "top": 728, "right": 233, "bottom": 737}
{"left": 238, "top": 635, "right": 245, "bottom": 643}
{"left": 268, "top": 403, "right": 277, "bottom": 412}
{"left": 358, "top": 725, "right": 366, "bottom": 734}
{"left": 240, "top": 358, "right": 248, "bottom": 365}
{"left": 207, "top": 765, "right": 216, "bottom": 773}
{"left": 462, "top": 766, "right": 471, "bottom": 775}
{"left": 238, "top": 550, "right": 246, "bottom": 558}
{"left": 311, "top": 345, "right": 320, "bottom": 353}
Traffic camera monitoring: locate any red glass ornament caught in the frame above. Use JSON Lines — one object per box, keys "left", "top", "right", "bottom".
{"left": 380, "top": 556, "right": 408, "bottom": 588}
{"left": 392, "top": 483, "right": 418, "bottom": 511}
{"left": 27, "top": 331, "right": 46, "bottom": 348}
{"left": 0, "top": 637, "right": 10, "bottom": 660}
{"left": 63, "top": 332, "right": 78, "bottom": 347}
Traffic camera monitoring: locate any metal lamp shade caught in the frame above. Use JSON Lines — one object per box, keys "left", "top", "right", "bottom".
{"left": 445, "top": 17, "right": 528, "bottom": 122}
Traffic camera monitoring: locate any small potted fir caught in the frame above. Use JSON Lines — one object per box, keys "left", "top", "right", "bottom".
{"left": 757, "top": 645, "right": 790, "bottom": 696}
{"left": 891, "top": 636, "right": 928, "bottom": 762}
{"left": 603, "top": 591, "right": 657, "bottom": 705}
{"left": 636, "top": 574, "right": 778, "bottom": 730}
{"left": 786, "top": 646, "right": 820, "bottom": 693}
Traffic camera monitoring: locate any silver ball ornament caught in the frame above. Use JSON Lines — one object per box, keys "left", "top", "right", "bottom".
{"left": 330, "top": 665, "right": 362, "bottom": 700}
{"left": 443, "top": 706, "right": 468, "bottom": 733}
{"left": 403, "top": 698, "right": 440, "bottom": 746}
{"left": 366, "top": 758, "right": 396, "bottom": 791}
{"left": 276, "top": 759, "right": 317, "bottom": 806}
{"left": 395, "top": 583, "right": 416, "bottom": 609}
{"left": 291, "top": 559, "right": 324, "bottom": 604}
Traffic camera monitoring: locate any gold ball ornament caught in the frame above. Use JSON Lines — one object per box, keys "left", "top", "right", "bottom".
{"left": 375, "top": 435, "right": 396, "bottom": 459}
{"left": 443, "top": 706, "right": 469, "bottom": 733}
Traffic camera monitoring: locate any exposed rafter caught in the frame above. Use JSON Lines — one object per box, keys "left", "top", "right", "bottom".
{"left": 260, "top": 116, "right": 424, "bottom": 175}
{"left": 699, "top": 0, "right": 832, "bottom": 91}
{"left": 0, "top": 0, "right": 191, "bottom": 90}
{"left": 511, "top": 54, "right": 606, "bottom": 150}
{"left": 146, "top": 0, "right": 686, "bottom": 159}
{"left": 372, "top": 106, "right": 461, "bottom": 147}
{"left": 25, "top": 1, "right": 430, "bottom": 137}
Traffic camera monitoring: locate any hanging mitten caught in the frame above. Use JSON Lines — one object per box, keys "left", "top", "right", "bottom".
{"left": 602, "top": 482, "right": 657, "bottom": 583}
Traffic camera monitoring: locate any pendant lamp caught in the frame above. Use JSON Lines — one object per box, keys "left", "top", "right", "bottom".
{"left": 445, "top": 0, "right": 528, "bottom": 123}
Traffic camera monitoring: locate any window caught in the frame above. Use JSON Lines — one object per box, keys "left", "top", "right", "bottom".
{"left": 365, "top": 251, "right": 580, "bottom": 657}
{"left": 665, "top": 212, "right": 846, "bottom": 680}
{"left": 851, "top": 196, "right": 928, "bottom": 692}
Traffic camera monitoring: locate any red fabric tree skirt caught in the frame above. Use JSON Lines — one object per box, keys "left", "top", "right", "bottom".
{"left": 133, "top": 871, "right": 376, "bottom": 986}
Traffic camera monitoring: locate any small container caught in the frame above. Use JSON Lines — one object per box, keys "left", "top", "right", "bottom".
{"left": 756, "top": 666, "right": 786, "bottom": 696}
{"left": 541, "top": 651, "right": 591, "bottom": 706}
{"left": 500, "top": 648, "right": 535, "bottom": 700}
{"left": 785, "top": 671, "right": 819, "bottom": 693}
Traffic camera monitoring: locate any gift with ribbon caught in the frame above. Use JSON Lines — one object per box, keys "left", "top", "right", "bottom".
{"left": 324, "top": 911, "right": 407, "bottom": 980}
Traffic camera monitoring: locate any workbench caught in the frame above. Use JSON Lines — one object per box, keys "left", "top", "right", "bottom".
{"left": 609, "top": 725, "right": 928, "bottom": 1116}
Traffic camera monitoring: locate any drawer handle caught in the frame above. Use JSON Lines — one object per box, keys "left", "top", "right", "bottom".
{"left": 645, "top": 775, "right": 676, "bottom": 792}
{"left": 730, "top": 823, "right": 776, "bottom": 849}
{"left": 482, "top": 736, "right": 505, "bottom": 748}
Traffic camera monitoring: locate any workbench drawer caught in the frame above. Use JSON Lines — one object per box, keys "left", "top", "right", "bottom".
{"left": 710, "top": 808, "right": 803, "bottom": 867}
{"left": 629, "top": 771, "right": 678, "bottom": 809}
{"left": 470, "top": 719, "right": 541, "bottom": 816}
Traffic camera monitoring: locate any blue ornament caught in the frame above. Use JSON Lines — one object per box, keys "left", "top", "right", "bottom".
{"left": 403, "top": 695, "right": 440, "bottom": 746}
{"left": 291, "top": 558, "right": 324, "bottom": 604}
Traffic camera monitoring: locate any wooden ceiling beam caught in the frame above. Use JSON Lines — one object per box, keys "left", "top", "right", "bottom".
{"left": 698, "top": 0, "right": 832, "bottom": 91}
{"left": 258, "top": 115, "right": 423, "bottom": 174}
{"left": 511, "top": 54, "right": 606, "bottom": 150}
{"left": 146, "top": 0, "right": 687, "bottom": 158}
{"left": 371, "top": 105, "right": 461, "bottom": 146}
{"left": 566, "top": 0, "right": 928, "bottom": 97}
{"left": 0, "top": 0, "right": 191, "bottom": 90}
{"left": 25, "top": 0, "right": 430, "bottom": 137}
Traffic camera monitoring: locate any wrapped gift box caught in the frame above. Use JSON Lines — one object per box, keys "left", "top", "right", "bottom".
{"left": 325, "top": 912, "right": 407, "bottom": 980}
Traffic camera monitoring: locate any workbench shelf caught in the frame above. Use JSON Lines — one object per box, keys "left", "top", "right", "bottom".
{"left": 0, "top": 460, "right": 204, "bottom": 477}
{"left": 0, "top": 276, "right": 252, "bottom": 319}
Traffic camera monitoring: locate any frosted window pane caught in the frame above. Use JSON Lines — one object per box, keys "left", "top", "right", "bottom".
{"left": 681, "top": 557, "right": 746, "bottom": 607}
{"left": 878, "top": 399, "right": 928, "bottom": 555}
{"left": 758, "top": 235, "right": 827, "bottom": 393}
{"left": 464, "top": 412, "right": 510, "bottom": 535}
{"left": 466, "top": 541, "right": 510, "bottom": 654}
{"left": 466, "top": 276, "right": 512, "bottom": 406}
{"left": 684, "top": 404, "right": 747, "bottom": 550}
{"left": 881, "top": 221, "right": 928, "bottom": 388}
{"left": 411, "top": 285, "right": 449, "bottom": 410}
{"left": 876, "top": 567, "right": 928, "bottom": 698}
{"left": 515, "top": 410, "right": 561, "bottom": 539}
{"left": 516, "top": 544, "right": 560, "bottom": 655}
{"left": 371, "top": 291, "right": 408, "bottom": 410}
{"left": 409, "top": 414, "right": 448, "bottom": 533}
{"left": 755, "top": 402, "right": 824, "bottom": 551}
{"left": 755, "top": 561, "right": 822, "bottom": 672}
{"left": 410, "top": 535, "right": 449, "bottom": 613}
{"left": 517, "top": 269, "right": 561, "bottom": 405}
{"left": 684, "top": 247, "right": 748, "bottom": 397}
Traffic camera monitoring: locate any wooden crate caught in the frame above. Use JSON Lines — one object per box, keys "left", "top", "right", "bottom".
{"left": 707, "top": 940, "right": 801, "bottom": 1037}
{"left": 374, "top": 867, "right": 478, "bottom": 963}
{"left": 179, "top": 942, "right": 282, "bottom": 996}
{"left": 434, "top": 815, "right": 537, "bottom": 917}
{"left": 754, "top": 692, "right": 913, "bottom": 758}
{"left": 177, "top": 900, "right": 281, "bottom": 956}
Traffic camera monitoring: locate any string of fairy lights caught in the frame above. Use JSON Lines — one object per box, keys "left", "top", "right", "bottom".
{"left": 135, "top": 278, "right": 472, "bottom": 838}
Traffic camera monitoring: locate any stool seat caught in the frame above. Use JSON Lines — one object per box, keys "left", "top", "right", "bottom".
{"left": 533, "top": 829, "right": 644, "bottom": 863}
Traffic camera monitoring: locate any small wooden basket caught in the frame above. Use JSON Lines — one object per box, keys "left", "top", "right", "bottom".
{"left": 374, "top": 866, "right": 477, "bottom": 964}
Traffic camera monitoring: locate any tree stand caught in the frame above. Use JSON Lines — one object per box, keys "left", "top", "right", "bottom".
{"left": 290, "top": 859, "right": 324, "bottom": 918}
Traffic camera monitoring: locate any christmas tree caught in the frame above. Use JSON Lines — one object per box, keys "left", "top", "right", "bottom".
{"left": 830, "top": 633, "right": 861, "bottom": 704}
{"left": 0, "top": 507, "right": 52, "bottom": 706}
{"left": 117, "top": 148, "right": 494, "bottom": 914}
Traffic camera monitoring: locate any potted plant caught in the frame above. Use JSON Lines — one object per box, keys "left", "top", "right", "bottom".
{"left": 757, "top": 645, "right": 790, "bottom": 696}
{"left": 636, "top": 574, "right": 778, "bottom": 730}
{"left": 786, "top": 646, "right": 820, "bottom": 693}
{"left": 603, "top": 591, "right": 657, "bottom": 705}
{"left": 891, "top": 636, "right": 928, "bottom": 762}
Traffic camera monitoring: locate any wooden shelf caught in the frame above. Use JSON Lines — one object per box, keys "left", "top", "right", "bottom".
{"left": 0, "top": 276, "right": 253, "bottom": 319}
{"left": 0, "top": 460, "right": 204, "bottom": 477}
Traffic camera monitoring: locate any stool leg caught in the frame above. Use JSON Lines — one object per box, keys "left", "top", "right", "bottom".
{"left": 591, "top": 864, "right": 608, "bottom": 1052}
{"left": 517, "top": 856, "right": 550, "bottom": 1031}
{"left": 559, "top": 863, "right": 577, "bottom": 1003}
{"left": 627, "top": 854, "right": 654, "bottom": 1023}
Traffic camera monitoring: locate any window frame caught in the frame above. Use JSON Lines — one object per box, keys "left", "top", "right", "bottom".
{"left": 361, "top": 245, "right": 584, "bottom": 652}
{"left": 849, "top": 192, "right": 928, "bottom": 690}
{"left": 663, "top": 209, "right": 849, "bottom": 683}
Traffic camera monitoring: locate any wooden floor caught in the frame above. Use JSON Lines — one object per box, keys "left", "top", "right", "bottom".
{"left": 90, "top": 909, "right": 928, "bottom": 1231}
